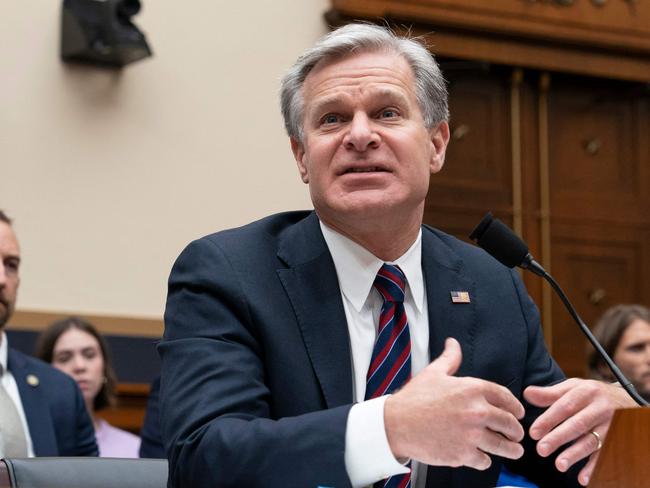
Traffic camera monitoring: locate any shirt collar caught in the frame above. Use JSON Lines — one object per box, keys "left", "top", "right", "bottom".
{"left": 0, "top": 331, "right": 8, "bottom": 376}
{"left": 319, "top": 221, "right": 424, "bottom": 313}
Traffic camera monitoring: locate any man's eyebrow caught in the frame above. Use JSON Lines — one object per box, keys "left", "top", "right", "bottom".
{"left": 309, "top": 88, "right": 410, "bottom": 115}
{"left": 371, "top": 87, "right": 409, "bottom": 104}
{"left": 309, "top": 95, "right": 348, "bottom": 115}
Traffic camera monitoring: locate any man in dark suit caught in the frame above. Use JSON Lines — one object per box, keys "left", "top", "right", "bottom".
{"left": 159, "top": 24, "right": 633, "bottom": 488}
{"left": 0, "top": 210, "right": 97, "bottom": 457}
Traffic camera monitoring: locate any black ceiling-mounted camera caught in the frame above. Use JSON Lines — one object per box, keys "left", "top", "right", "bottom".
{"left": 61, "top": 0, "right": 152, "bottom": 67}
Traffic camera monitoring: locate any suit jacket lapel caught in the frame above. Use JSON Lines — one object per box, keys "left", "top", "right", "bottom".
{"left": 421, "top": 228, "right": 480, "bottom": 488}
{"left": 422, "top": 227, "right": 478, "bottom": 378}
{"left": 8, "top": 349, "right": 58, "bottom": 456}
{"left": 277, "top": 212, "right": 353, "bottom": 408}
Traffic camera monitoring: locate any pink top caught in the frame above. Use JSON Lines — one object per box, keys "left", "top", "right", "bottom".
{"left": 95, "top": 419, "right": 141, "bottom": 458}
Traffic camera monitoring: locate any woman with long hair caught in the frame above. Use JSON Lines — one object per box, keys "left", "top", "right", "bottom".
{"left": 35, "top": 316, "right": 140, "bottom": 457}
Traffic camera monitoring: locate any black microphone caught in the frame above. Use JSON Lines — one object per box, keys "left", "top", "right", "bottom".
{"left": 469, "top": 212, "right": 649, "bottom": 407}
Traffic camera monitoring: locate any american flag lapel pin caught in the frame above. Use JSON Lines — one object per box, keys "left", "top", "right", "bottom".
{"left": 450, "top": 291, "right": 471, "bottom": 303}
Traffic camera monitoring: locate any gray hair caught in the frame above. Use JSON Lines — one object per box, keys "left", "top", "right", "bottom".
{"left": 280, "top": 23, "right": 449, "bottom": 142}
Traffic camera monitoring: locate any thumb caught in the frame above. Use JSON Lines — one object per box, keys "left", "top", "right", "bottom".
{"left": 429, "top": 337, "right": 462, "bottom": 376}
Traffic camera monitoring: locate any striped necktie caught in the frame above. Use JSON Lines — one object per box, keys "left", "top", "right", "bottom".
{"left": 365, "top": 264, "right": 412, "bottom": 488}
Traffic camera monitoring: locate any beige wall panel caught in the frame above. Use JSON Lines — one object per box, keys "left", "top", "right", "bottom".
{"left": 1, "top": 1, "right": 328, "bottom": 320}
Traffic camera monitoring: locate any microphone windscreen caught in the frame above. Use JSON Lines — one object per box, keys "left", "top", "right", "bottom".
{"left": 469, "top": 213, "right": 529, "bottom": 269}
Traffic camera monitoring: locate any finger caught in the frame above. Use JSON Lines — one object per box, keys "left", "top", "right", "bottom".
{"left": 466, "top": 449, "right": 492, "bottom": 471}
{"left": 578, "top": 452, "right": 600, "bottom": 487}
{"left": 476, "top": 430, "right": 524, "bottom": 460}
{"left": 549, "top": 425, "right": 605, "bottom": 472}
{"left": 428, "top": 337, "right": 462, "bottom": 376}
{"left": 483, "top": 383, "right": 525, "bottom": 420}
{"left": 524, "top": 378, "right": 578, "bottom": 408}
{"left": 528, "top": 384, "right": 590, "bottom": 441}
{"left": 534, "top": 402, "right": 603, "bottom": 457}
{"left": 483, "top": 406, "right": 525, "bottom": 442}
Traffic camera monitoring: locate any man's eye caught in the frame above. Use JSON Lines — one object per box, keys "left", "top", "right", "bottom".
{"left": 379, "top": 109, "right": 398, "bottom": 119}
{"left": 322, "top": 114, "right": 340, "bottom": 125}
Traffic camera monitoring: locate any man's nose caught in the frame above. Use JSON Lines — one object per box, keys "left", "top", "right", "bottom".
{"left": 343, "top": 113, "right": 380, "bottom": 152}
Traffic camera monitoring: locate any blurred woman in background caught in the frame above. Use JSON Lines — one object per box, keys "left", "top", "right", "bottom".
{"left": 589, "top": 304, "right": 650, "bottom": 402}
{"left": 35, "top": 316, "right": 140, "bottom": 457}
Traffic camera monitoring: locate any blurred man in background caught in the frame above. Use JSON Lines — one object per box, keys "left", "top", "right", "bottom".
{"left": 0, "top": 210, "right": 97, "bottom": 457}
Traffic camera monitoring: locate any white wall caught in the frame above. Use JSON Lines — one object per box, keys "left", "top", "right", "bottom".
{"left": 1, "top": 1, "right": 328, "bottom": 319}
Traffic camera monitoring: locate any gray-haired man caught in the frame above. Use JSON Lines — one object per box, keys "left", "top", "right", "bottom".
{"left": 160, "top": 24, "right": 633, "bottom": 488}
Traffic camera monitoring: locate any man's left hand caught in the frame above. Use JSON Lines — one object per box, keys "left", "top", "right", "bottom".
{"left": 524, "top": 378, "right": 637, "bottom": 486}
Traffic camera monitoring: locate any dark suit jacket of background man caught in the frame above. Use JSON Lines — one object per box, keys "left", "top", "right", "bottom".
{"left": 7, "top": 348, "right": 97, "bottom": 456}
{"left": 159, "top": 210, "right": 581, "bottom": 488}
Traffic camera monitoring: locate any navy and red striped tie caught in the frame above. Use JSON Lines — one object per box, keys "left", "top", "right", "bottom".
{"left": 365, "top": 264, "right": 412, "bottom": 488}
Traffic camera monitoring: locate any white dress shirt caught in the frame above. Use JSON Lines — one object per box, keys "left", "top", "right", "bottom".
{"left": 320, "top": 222, "right": 430, "bottom": 488}
{"left": 0, "top": 332, "right": 35, "bottom": 457}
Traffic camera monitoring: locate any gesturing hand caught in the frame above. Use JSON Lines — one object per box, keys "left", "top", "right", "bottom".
{"left": 524, "top": 378, "right": 636, "bottom": 486}
{"left": 384, "top": 337, "right": 525, "bottom": 470}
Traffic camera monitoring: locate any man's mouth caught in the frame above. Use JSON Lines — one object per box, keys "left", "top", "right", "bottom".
{"left": 343, "top": 167, "right": 388, "bottom": 174}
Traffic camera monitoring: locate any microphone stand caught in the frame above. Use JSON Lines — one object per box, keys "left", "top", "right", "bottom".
{"left": 471, "top": 212, "right": 649, "bottom": 407}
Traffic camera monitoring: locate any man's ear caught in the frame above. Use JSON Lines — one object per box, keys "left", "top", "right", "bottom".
{"left": 290, "top": 137, "right": 309, "bottom": 183}
{"left": 429, "top": 121, "right": 450, "bottom": 174}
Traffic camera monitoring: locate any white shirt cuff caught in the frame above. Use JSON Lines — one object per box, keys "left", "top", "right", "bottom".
{"left": 345, "top": 395, "right": 411, "bottom": 487}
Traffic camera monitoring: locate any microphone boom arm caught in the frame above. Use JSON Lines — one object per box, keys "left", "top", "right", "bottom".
{"left": 470, "top": 213, "right": 649, "bottom": 407}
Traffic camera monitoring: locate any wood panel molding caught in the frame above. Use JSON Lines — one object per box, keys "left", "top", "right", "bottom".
{"left": 326, "top": 5, "right": 650, "bottom": 82}
{"left": 511, "top": 69, "right": 524, "bottom": 238}
{"left": 7, "top": 310, "right": 163, "bottom": 338}
{"left": 329, "top": 0, "right": 650, "bottom": 53}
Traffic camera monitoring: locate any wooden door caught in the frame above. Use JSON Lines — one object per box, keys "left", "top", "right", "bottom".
{"left": 546, "top": 75, "right": 650, "bottom": 377}
{"left": 424, "top": 63, "right": 515, "bottom": 239}
{"left": 424, "top": 65, "right": 650, "bottom": 378}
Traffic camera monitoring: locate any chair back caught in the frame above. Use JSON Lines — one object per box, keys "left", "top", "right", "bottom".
{"left": 0, "top": 457, "right": 167, "bottom": 488}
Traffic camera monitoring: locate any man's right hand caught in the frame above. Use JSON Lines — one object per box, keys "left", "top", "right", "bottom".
{"left": 384, "top": 337, "right": 525, "bottom": 470}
